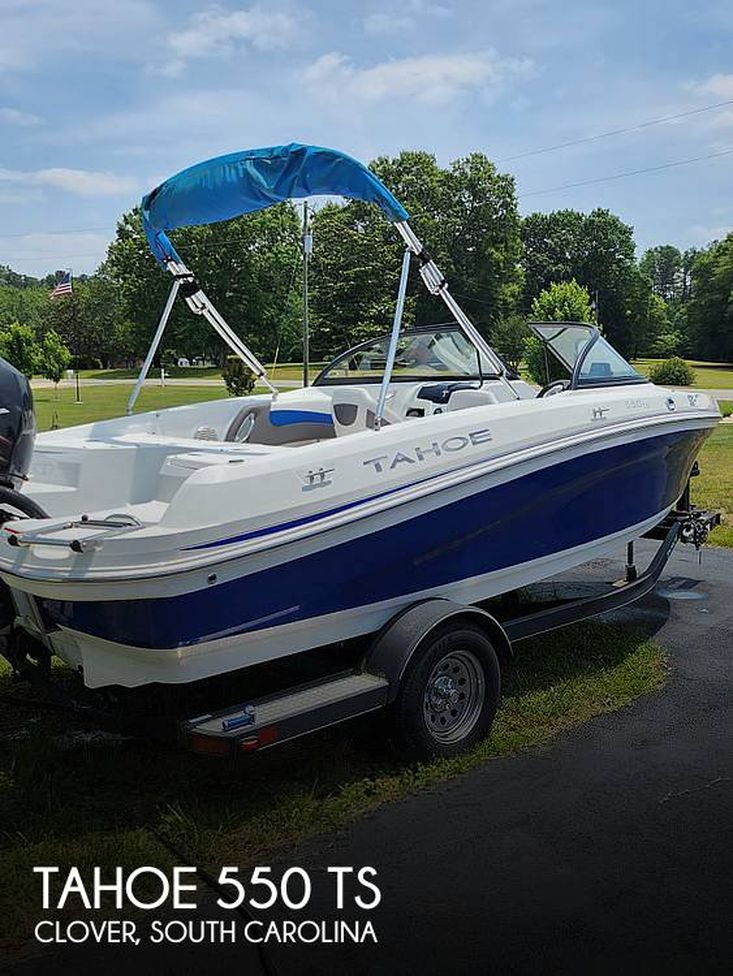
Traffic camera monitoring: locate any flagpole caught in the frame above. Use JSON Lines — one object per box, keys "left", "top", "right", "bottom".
{"left": 70, "top": 269, "right": 81, "bottom": 403}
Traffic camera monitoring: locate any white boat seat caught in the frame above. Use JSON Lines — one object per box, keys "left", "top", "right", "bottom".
{"left": 226, "top": 390, "right": 336, "bottom": 444}
{"left": 331, "top": 387, "right": 400, "bottom": 435}
{"left": 448, "top": 388, "right": 499, "bottom": 411}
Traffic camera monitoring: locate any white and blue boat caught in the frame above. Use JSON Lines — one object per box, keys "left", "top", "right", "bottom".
{"left": 0, "top": 144, "right": 720, "bottom": 689}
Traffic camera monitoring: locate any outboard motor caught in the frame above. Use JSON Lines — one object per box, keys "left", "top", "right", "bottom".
{"left": 0, "top": 357, "right": 51, "bottom": 679}
{"left": 0, "top": 356, "right": 48, "bottom": 520}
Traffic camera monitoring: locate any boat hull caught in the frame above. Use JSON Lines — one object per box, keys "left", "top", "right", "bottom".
{"left": 25, "top": 424, "right": 707, "bottom": 686}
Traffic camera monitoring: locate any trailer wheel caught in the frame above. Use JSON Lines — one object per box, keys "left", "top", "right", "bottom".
{"left": 390, "top": 623, "right": 500, "bottom": 760}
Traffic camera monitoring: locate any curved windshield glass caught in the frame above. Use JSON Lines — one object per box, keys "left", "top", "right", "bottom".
{"left": 315, "top": 326, "right": 498, "bottom": 384}
{"left": 530, "top": 322, "right": 644, "bottom": 387}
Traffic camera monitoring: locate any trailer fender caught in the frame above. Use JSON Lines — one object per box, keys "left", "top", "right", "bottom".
{"left": 364, "top": 598, "right": 512, "bottom": 704}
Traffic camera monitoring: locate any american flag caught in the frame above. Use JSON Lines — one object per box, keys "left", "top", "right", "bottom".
{"left": 50, "top": 271, "right": 73, "bottom": 298}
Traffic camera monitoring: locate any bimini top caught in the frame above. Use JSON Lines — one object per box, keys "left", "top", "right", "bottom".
{"left": 141, "top": 142, "right": 409, "bottom": 265}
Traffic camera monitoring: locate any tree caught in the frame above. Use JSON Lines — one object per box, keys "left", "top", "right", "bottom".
{"left": 521, "top": 208, "right": 643, "bottom": 355}
{"left": 639, "top": 245, "right": 683, "bottom": 302}
{"left": 0, "top": 283, "right": 46, "bottom": 332}
{"left": 40, "top": 329, "right": 72, "bottom": 387}
{"left": 310, "top": 149, "right": 522, "bottom": 356}
{"left": 491, "top": 314, "right": 530, "bottom": 372}
{"left": 104, "top": 205, "right": 303, "bottom": 365}
{"left": 687, "top": 233, "right": 733, "bottom": 362}
{"left": 0, "top": 322, "right": 41, "bottom": 376}
{"left": 38, "top": 274, "right": 128, "bottom": 368}
{"left": 531, "top": 279, "right": 593, "bottom": 322}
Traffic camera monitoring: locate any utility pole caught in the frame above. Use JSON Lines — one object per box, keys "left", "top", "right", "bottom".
{"left": 302, "top": 202, "right": 312, "bottom": 387}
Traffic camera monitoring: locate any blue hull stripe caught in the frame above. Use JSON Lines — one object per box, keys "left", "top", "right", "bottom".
{"left": 38, "top": 429, "right": 706, "bottom": 650}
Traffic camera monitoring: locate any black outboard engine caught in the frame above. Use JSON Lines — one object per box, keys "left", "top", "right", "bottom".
{"left": 0, "top": 356, "right": 48, "bottom": 520}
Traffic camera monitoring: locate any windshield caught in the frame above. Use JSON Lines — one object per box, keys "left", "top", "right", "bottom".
{"left": 530, "top": 322, "right": 644, "bottom": 388}
{"left": 315, "top": 326, "right": 498, "bottom": 384}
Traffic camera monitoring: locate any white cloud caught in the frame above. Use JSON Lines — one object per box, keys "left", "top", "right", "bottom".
{"left": 304, "top": 51, "right": 534, "bottom": 105}
{"left": 0, "top": 107, "right": 42, "bottom": 126}
{"left": 0, "top": 0, "right": 161, "bottom": 72}
{"left": 0, "top": 166, "right": 136, "bottom": 196}
{"left": 693, "top": 73, "right": 733, "bottom": 99}
{"left": 156, "top": 4, "right": 301, "bottom": 74}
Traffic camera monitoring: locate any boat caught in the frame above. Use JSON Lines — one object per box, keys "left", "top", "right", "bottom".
{"left": 0, "top": 143, "right": 721, "bottom": 691}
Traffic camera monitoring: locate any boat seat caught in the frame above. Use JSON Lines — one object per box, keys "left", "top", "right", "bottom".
{"left": 225, "top": 390, "right": 336, "bottom": 445}
{"left": 447, "top": 388, "right": 499, "bottom": 411}
{"left": 331, "top": 387, "right": 400, "bottom": 435}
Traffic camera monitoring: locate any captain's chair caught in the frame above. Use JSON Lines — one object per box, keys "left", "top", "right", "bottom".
{"left": 331, "top": 387, "right": 401, "bottom": 435}
{"left": 448, "top": 388, "right": 499, "bottom": 411}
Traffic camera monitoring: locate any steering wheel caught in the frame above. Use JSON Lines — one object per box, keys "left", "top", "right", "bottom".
{"left": 537, "top": 379, "right": 570, "bottom": 398}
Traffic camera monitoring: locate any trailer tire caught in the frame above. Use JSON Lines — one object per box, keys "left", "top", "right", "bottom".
{"left": 389, "top": 622, "right": 500, "bottom": 760}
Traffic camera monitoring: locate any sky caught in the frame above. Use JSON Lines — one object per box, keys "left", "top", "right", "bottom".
{"left": 0, "top": 0, "right": 732, "bottom": 277}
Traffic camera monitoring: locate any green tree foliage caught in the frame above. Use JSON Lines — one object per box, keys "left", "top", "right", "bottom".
{"left": 40, "top": 329, "right": 72, "bottom": 386}
{"left": 687, "top": 232, "right": 733, "bottom": 362}
{"left": 521, "top": 209, "right": 644, "bottom": 355}
{"left": 310, "top": 150, "right": 522, "bottom": 356}
{"left": 39, "top": 274, "right": 129, "bottom": 368}
{"left": 639, "top": 245, "right": 683, "bottom": 302}
{"left": 105, "top": 206, "right": 303, "bottom": 365}
{"left": 530, "top": 279, "right": 593, "bottom": 322}
{"left": 0, "top": 322, "right": 41, "bottom": 376}
{"left": 491, "top": 314, "right": 530, "bottom": 372}
{"left": 648, "top": 356, "right": 696, "bottom": 386}
{"left": 651, "top": 329, "right": 685, "bottom": 358}
{"left": 0, "top": 283, "right": 46, "bottom": 332}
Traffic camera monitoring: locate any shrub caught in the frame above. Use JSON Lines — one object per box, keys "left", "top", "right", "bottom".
{"left": 222, "top": 356, "right": 256, "bottom": 397}
{"left": 648, "top": 356, "right": 696, "bottom": 387}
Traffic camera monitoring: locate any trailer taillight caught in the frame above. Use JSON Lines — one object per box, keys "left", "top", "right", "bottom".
{"left": 188, "top": 733, "right": 232, "bottom": 757}
{"left": 239, "top": 726, "right": 279, "bottom": 753}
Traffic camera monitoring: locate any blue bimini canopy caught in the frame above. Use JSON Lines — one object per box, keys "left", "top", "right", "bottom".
{"left": 141, "top": 142, "right": 410, "bottom": 266}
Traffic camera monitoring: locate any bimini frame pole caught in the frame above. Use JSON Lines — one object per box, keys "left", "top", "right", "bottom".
{"left": 167, "top": 260, "right": 278, "bottom": 396}
{"left": 393, "top": 221, "right": 520, "bottom": 400}
{"left": 375, "top": 247, "right": 411, "bottom": 430}
{"left": 127, "top": 278, "right": 181, "bottom": 414}
{"left": 129, "top": 259, "right": 278, "bottom": 414}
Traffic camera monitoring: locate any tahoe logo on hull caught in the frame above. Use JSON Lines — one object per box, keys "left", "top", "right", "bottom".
{"left": 363, "top": 428, "right": 493, "bottom": 474}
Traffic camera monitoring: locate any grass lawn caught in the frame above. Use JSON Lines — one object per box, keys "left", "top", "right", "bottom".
{"left": 33, "top": 384, "right": 230, "bottom": 431}
{"left": 79, "top": 362, "right": 325, "bottom": 382}
{"left": 632, "top": 358, "right": 733, "bottom": 389}
{"left": 694, "top": 424, "right": 733, "bottom": 547}
{"left": 0, "top": 620, "right": 666, "bottom": 945}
